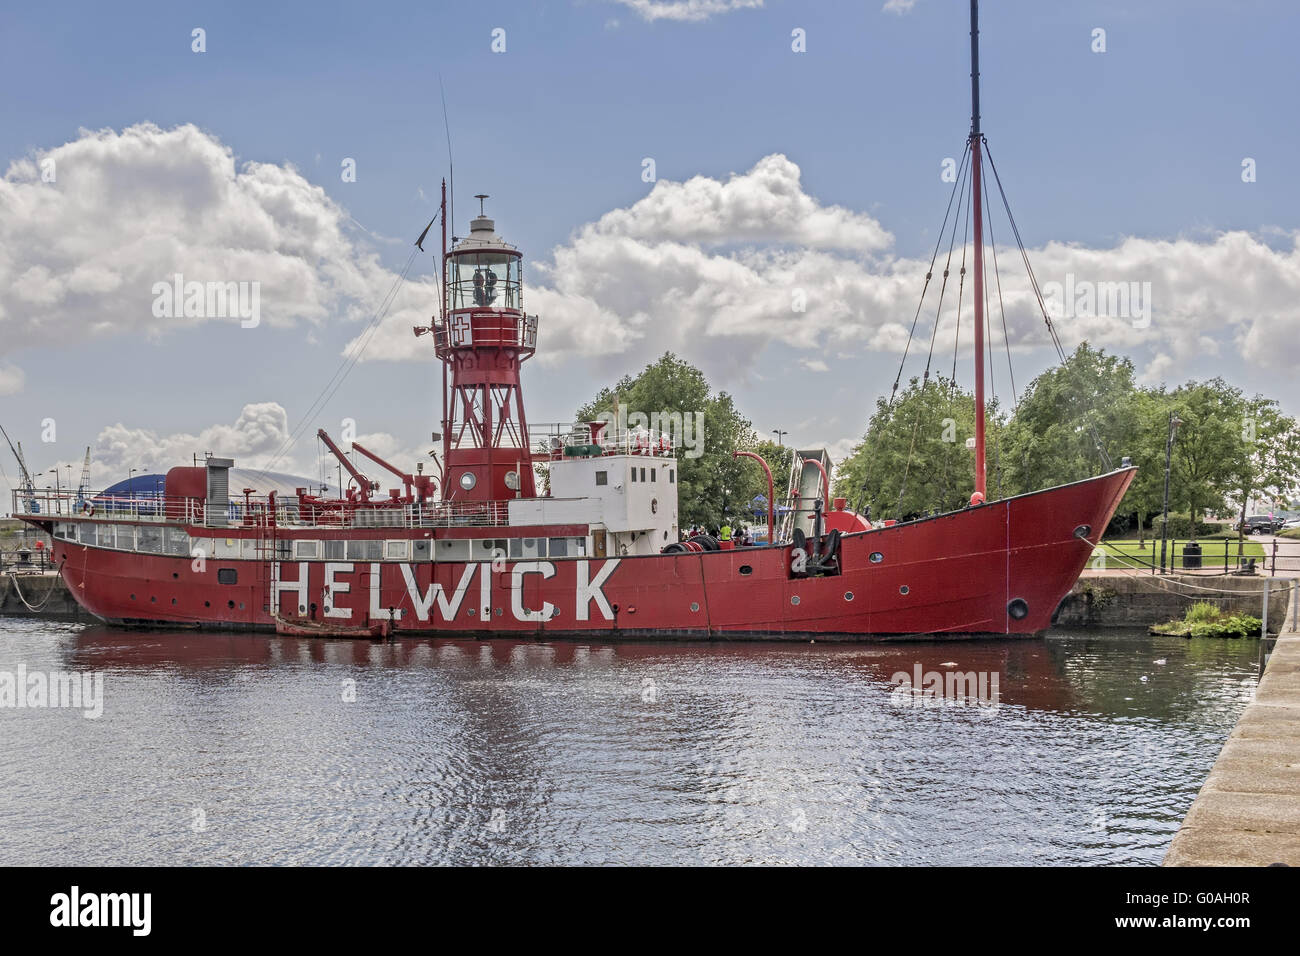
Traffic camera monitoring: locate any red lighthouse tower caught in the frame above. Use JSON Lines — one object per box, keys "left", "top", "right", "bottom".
{"left": 432, "top": 194, "right": 539, "bottom": 502}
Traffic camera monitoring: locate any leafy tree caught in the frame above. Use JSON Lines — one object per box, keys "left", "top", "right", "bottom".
{"left": 1001, "top": 343, "right": 1139, "bottom": 495}
{"left": 1227, "top": 395, "right": 1300, "bottom": 544}
{"left": 574, "top": 352, "right": 756, "bottom": 530}
{"left": 835, "top": 375, "right": 1004, "bottom": 518}
{"left": 1165, "top": 379, "right": 1245, "bottom": 540}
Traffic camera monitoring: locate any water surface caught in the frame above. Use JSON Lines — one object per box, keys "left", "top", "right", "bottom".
{"left": 0, "top": 619, "right": 1259, "bottom": 865}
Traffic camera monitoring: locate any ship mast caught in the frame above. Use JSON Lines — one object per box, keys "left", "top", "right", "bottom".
{"left": 969, "top": 0, "right": 987, "bottom": 499}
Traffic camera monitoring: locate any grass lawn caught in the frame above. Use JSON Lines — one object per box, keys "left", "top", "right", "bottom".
{"left": 1096, "top": 539, "right": 1265, "bottom": 568}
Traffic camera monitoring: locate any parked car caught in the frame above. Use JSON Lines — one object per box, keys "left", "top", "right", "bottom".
{"left": 1240, "top": 515, "right": 1284, "bottom": 535}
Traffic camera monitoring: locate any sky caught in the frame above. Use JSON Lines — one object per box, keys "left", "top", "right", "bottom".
{"left": 2, "top": 0, "right": 1298, "bottom": 504}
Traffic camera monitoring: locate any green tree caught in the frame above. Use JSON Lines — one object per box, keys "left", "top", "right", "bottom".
{"left": 835, "top": 376, "right": 1004, "bottom": 518}
{"left": 1001, "top": 343, "right": 1139, "bottom": 496}
{"left": 1165, "top": 379, "right": 1246, "bottom": 540}
{"left": 574, "top": 352, "right": 756, "bottom": 530}
{"left": 1228, "top": 395, "right": 1300, "bottom": 544}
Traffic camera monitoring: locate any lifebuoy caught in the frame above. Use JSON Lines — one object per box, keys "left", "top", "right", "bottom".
{"left": 81, "top": 502, "right": 94, "bottom": 517}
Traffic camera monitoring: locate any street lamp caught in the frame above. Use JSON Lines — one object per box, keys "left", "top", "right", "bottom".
{"left": 1160, "top": 412, "right": 1182, "bottom": 574}
{"left": 47, "top": 469, "right": 60, "bottom": 514}
{"left": 772, "top": 429, "right": 788, "bottom": 447}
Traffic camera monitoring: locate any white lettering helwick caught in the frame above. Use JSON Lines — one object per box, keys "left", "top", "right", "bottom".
{"left": 49, "top": 886, "right": 151, "bottom": 936}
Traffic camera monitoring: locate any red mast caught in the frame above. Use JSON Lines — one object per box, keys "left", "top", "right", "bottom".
{"left": 969, "top": 0, "right": 987, "bottom": 500}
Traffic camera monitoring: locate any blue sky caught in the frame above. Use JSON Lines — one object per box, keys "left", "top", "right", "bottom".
{"left": 1, "top": 0, "right": 1297, "bottom": 497}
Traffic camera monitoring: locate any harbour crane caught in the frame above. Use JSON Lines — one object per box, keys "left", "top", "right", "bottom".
{"left": 0, "top": 425, "right": 38, "bottom": 514}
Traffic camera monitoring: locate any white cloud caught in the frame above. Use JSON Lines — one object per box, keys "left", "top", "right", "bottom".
{"left": 354, "top": 153, "right": 1300, "bottom": 393}
{"left": 0, "top": 122, "right": 397, "bottom": 375}
{"left": 883, "top": 0, "right": 919, "bottom": 14}
{"left": 0, "top": 363, "right": 24, "bottom": 396}
{"left": 609, "top": 0, "right": 763, "bottom": 23}
{"left": 91, "top": 402, "right": 294, "bottom": 477}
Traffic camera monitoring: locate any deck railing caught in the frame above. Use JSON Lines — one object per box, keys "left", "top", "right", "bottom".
{"left": 11, "top": 489, "right": 511, "bottom": 530}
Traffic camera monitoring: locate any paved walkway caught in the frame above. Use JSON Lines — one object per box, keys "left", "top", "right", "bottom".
{"left": 1163, "top": 580, "right": 1300, "bottom": 866}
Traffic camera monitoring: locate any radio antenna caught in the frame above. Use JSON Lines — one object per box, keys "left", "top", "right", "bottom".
{"left": 439, "top": 73, "right": 455, "bottom": 238}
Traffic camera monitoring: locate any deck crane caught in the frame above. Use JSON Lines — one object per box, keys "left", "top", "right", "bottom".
{"left": 0, "top": 425, "right": 38, "bottom": 514}
{"left": 351, "top": 441, "right": 437, "bottom": 502}
{"left": 316, "top": 428, "right": 377, "bottom": 502}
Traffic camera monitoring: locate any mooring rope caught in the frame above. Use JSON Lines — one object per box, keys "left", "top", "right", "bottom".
{"left": 5, "top": 559, "right": 67, "bottom": 612}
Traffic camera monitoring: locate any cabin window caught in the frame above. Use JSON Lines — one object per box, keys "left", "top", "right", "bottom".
{"left": 548, "top": 537, "right": 570, "bottom": 558}
{"left": 436, "top": 538, "right": 470, "bottom": 561}
{"left": 640, "top": 468, "right": 647, "bottom": 482}
{"left": 669, "top": 470, "right": 675, "bottom": 483}
{"left": 509, "top": 537, "right": 544, "bottom": 558}
{"left": 650, "top": 469, "right": 656, "bottom": 482}
{"left": 630, "top": 468, "right": 637, "bottom": 483}
{"left": 324, "top": 539, "right": 345, "bottom": 560}
{"left": 295, "top": 540, "right": 320, "bottom": 559}
{"left": 346, "top": 539, "right": 383, "bottom": 561}
{"left": 78, "top": 523, "right": 95, "bottom": 545}
{"left": 165, "top": 527, "right": 190, "bottom": 556}
{"left": 138, "top": 526, "right": 162, "bottom": 553}
{"left": 116, "top": 526, "right": 136, "bottom": 551}
{"left": 595, "top": 470, "right": 608, "bottom": 486}
{"left": 412, "top": 539, "right": 431, "bottom": 561}
{"left": 217, "top": 568, "right": 238, "bottom": 585}
{"left": 97, "top": 524, "right": 116, "bottom": 548}
{"left": 385, "top": 540, "right": 411, "bottom": 560}
{"left": 474, "top": 539, "right": 508, "bottom": 561}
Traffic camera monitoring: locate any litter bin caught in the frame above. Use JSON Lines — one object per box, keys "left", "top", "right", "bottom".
{"left": 1182, "top": 541, "right": 1202, "bottom": 569}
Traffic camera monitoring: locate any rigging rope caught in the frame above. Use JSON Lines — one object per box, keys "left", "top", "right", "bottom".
{"left": 893, "top": 148, "right": 973, "bottom": 514}
{"left": 253, "top": 247, "right": 421, "bottom": 480}
{"left": 888, "top": 141, "right": 971, "bottom": 408}
{"left": 982, "top": 138, "right": 1112, "bottom": 472}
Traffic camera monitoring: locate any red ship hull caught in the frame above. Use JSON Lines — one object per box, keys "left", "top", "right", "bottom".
{"left": 37, "top": 468, "right": 1133, "bottom": 640}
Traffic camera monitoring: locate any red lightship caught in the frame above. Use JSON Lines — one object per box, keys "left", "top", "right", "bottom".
{"left": 15, "top": 1, "right": 1133, "bottom": 640}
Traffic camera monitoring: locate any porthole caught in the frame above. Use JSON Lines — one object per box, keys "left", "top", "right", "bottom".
{"left": 870, "top": 552, "right": 883, "bottom": 563}
{"left": 204, "top": 601, "right": 210, "bottom": 608}
{"left": 791, "top": 595, "right": 801, "bottom": 605}
{"left": 899, "top": 585, "right": 909, "bottom": 595}
{"left": 171, "top": 598, "right": 178, "bottom": 605}
{"left": 504, "top": 470, "right": 520, "bottom": 491}
{"left": 1008, "top": 598, "right": 1029, "bottom": 620}
{"left": 227, "top": 600, "right": 235, "bottom": 609}
{"left": 150, "top": 596, "right": 156, "bottom": 603}
{"left": 739, "top": 565, "right": 753, "bottom": 575}
{"left": 844, "top": 591, "right": 855, "bottom": 601}
{"left": 459, "top": 472, "right": 477, "bottom": 491}
{"left": 172, "top": 572, "right": 179, "bottom": 579}
{"left": 690, "top": 602, "right": 700, "bottom": 612}
{"left": 129, "top": 593, "right": 136, "bottom": 601}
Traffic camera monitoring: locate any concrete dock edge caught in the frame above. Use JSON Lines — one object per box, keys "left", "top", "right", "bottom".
{"left": 1164, "top": 579, "right": 1300, "bottom": 866}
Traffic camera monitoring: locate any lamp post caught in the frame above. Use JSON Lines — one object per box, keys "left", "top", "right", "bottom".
{"left": 772, "top": 429, "right": 788, "bottom": 447}
{"left": 1160, "top": 412, "right": 1182, "bottom": 574}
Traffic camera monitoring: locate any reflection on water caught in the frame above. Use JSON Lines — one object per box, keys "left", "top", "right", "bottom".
{"left": 0, "top": 619, "right": 1258, "bottom": 865}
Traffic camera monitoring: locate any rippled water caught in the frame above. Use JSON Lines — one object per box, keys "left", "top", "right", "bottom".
{"left": 0, "top": 618, "right": 1260, "bottom": 865}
